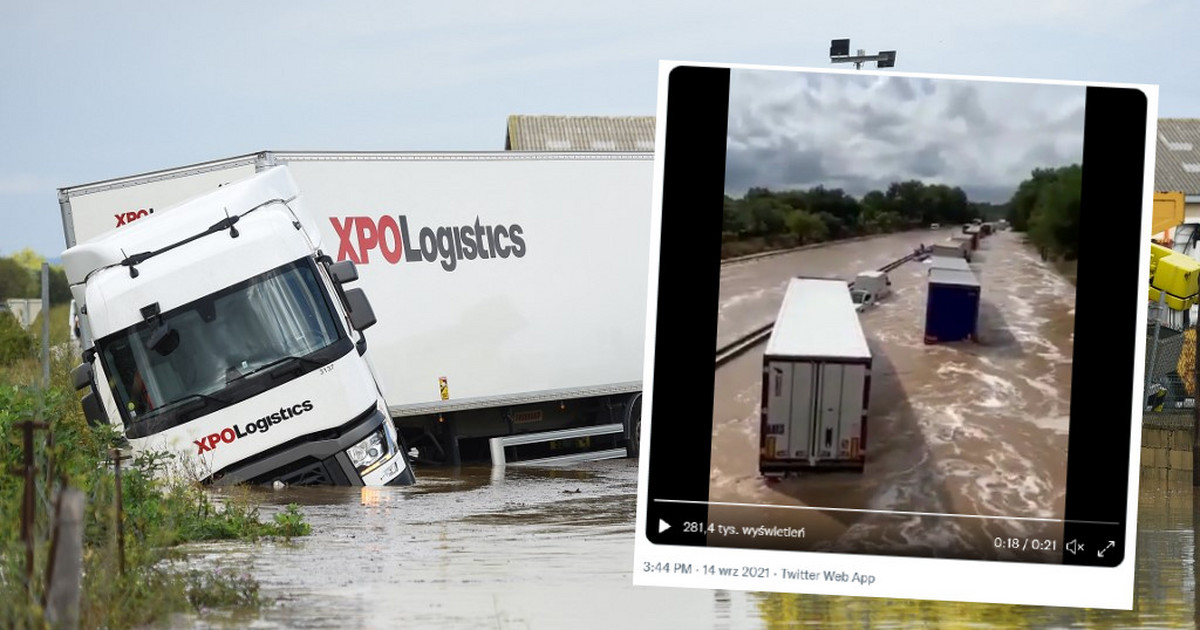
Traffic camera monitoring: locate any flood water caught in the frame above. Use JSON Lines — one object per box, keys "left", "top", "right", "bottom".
{"left": 717, "top": 229, "right": 959, "bottom": 350}
{"left": 179, "top": 469, "right": 1200, "bottom": 628}
{"left": 709, "top": 230, "right": 1073, "bottom": 561}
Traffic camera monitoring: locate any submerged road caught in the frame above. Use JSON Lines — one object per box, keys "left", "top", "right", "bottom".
{"left": 708, "top": 230, "right": 1074, "bottom": 562}
{"left": 717, "top": 228, "right": 959, "bottom": 350}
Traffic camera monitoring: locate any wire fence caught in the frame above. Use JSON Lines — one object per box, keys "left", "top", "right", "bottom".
{"left": 1144, "top": 300, "right": 1197, "bottom": 414}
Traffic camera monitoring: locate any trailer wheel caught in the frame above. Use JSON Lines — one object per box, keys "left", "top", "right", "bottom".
{"left": 625, "top": 394, "right": 642, "bottom": 459}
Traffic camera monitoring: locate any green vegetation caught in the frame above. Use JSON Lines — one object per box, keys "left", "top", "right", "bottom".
{"left": 0, "top": 347, "right": 311, "bottom": 628}
{"left": 0, "top": 248, "right": 71, "bottom": 304}
{"left": 722, "top": 181, "right": 1006, "bottom": 259}
{"left": 1006, "top": 164, "right": 1082, "bottom": 261}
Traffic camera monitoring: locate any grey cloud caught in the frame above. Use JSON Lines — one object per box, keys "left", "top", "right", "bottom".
{"left": 724, "top": 68, "right": 1084, "bottom": 202}
{"left": 911, "top": 144, "right": 946, "bottom": 177}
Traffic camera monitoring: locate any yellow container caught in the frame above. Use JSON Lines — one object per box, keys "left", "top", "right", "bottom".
{"left": 1150, "top": 251, "right": 1200, "bottom": 311}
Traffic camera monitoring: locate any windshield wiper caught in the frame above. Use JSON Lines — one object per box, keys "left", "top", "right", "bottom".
{"left": 227, "top": 354, "right": 325, "bottom": 384}
{"left": 138, "top": 391, "right": 228, "bottom": 421}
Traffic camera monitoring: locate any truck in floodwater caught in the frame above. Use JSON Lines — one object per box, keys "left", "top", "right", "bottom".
{"left": 57, "top": 151, "right": 651, "bottom": 474}
{"left": 760, "top": 278, "right": 872, "bottom": 475}
{"left": 63, "top": 167, "right": 415, "bottom": 486}
{"left": 924, "top": 268, "right": 982, "bottom": 344}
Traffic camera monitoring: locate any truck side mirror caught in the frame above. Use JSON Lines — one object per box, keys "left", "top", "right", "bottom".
{"left": 71, "top": 363, "right": 93, "bottom": 391}
{"left": 328, "top": 260, "right": 359, "bottom": 284}
{"left": 343, "top": 288, "right": 377, "bottom": 331}
{"left": 81, "top": 392, "right": 108, "bottom": 428}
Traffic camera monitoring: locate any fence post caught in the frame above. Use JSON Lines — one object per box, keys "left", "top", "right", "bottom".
{"left": 44, "top": 486, "right": 84, "bottom": 630}
{"left": 10, "top": 420, "right": 48, "bottom": 591}
{"left": 112, "top": 449, "right": 125, "bottom": 577}
{"left": 41, "top": 262, "right": 49, "bottom": 387}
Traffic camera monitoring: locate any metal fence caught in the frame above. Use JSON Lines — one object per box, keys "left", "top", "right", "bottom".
{"left": 1145, "top": 299, "right": 1197, "bottom": 414}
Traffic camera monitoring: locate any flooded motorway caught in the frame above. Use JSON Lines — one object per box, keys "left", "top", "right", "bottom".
{"left": 710, "top": 230, "right": 1072, "bottom": 561}
{"left": 178, "top": 469, "right": 1200, "bottom": 628}
{"left": 717, "top": 229, "right": 960, "bottom": 349}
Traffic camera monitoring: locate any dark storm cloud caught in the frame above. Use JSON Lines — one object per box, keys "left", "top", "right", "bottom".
{"left": 723, "top": 69, "right": 1086, "bottom": 201}
{"left": 910, "top": 144, "right": 946, "bottom": 178}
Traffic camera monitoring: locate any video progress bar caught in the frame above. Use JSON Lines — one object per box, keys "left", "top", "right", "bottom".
{"left": 654, "top": 499, "right": 1120, "bottom": 526}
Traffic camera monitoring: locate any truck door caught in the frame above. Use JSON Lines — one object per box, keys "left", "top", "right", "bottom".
{"left": 838, "top": 365, "right": 866, "bottom": 460}
{"left": 765, "top": 362, "right": 793, "bottom": 460}
{"left": 789, "top": 362, "right": 814, "bottom": 460}
{"left": 817, "top": 364, "right": 844, "bottom": 459}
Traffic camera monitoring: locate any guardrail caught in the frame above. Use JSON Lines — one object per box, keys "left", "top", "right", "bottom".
{"left": 714, "top": 251, "right": 924, "bottom": 369}
{"left": 488, "top": 423, "right": 626, "bottom": 468}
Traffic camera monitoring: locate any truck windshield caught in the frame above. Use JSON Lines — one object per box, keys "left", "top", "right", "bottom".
{"left": 98, "top": 258, "right": 346, "bottom": 432}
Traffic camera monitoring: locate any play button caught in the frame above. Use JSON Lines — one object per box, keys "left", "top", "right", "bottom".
{"left": 659, "top": 519, "right": 671, "bottom": 533}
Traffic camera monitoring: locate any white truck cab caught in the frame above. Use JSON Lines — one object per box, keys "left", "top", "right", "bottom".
{"left": 63, "top": 167, "right": 414, "bottom": 487}
{"left": 851, "top": 270, "right": 891, "bottom": 313}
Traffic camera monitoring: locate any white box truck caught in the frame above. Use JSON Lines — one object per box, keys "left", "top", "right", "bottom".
{"left": 58, "top": 151, "right": 653, "bottom": 480}
{"left": 850, "top": 270, "right": 891, "bottom": 312}
{"left": 760, "top": 278, "right": 872, "bottom": 475}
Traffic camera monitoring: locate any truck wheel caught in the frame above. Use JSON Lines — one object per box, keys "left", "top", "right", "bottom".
{"left": 625, "top": 394, "right": 642, "bottom": 459}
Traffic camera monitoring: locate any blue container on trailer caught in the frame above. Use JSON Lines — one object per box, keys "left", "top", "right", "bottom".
{"left": 924, "top": 268, "right": 981, "bottom": 343}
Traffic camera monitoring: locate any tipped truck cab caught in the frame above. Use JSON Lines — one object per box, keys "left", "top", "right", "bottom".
{"left": 63, "top": 167, "right": 415, "bottom": 487}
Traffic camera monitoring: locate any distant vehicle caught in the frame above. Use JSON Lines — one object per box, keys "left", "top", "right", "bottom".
{"left": 761, "top": 278, "right": 871, "bottom": 474}
{"left": 851, "top": 271, "right": 891, "bottom": 313}
{"left": 930, "top": 223, "right": 940, "bottom": 229}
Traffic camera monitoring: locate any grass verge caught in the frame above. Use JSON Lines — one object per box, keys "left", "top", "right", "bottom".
{"left": 0, "top": 348, "right": 311, "bottom": 628}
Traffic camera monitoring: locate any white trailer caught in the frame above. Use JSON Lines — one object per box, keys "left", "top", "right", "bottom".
{"left": 58, "top": 151, "right": 651, "bottom": 468}
{"left": 760, "top": 278, "right": 872, "bottom": 474}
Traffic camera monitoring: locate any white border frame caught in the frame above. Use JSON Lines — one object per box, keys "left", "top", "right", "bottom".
{"left": 633, "top": 60, "right": 1157, "bottom": 610}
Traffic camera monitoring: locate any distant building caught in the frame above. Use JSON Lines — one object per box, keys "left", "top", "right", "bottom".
{"left": 1157, "top": 119, "right": 1200, "bottom": 213}
{"left": 4, "top": 298, "right": 42, "bottom": 329}
{"left": 504, "top": 115, "right": 655, "bottom": 152}
{"left": 1156, "top": 119, "right": 1200, "bottom": 254}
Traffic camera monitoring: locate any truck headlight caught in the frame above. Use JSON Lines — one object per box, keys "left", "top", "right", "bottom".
{"left": 348, "top": 428, "right": 388, "bottom": 472}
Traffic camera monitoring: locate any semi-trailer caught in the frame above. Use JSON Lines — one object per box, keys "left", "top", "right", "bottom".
{"left": 931, "top": 241, "right": 970, "bottom": 262}
{"left": 760, "top": 278, "right": 872, "bottom": 475}
{"left": 927, "top": 255, "right": 972, "bottom": 274}
{"left": 924, "top": 268, "right": 982, "bottom": 344}
{"left": 58, "top": 150, "right": 653, "bottom": 483}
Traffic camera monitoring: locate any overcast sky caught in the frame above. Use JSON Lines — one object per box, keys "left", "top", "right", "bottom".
{"left": 725, "top": 71, "right": 1086, "bottom": 202}
{"left": 2, "top": 0, "right": 1195, "bottom": 256}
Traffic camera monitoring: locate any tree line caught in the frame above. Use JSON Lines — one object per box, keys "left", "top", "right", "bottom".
{"left": 0, "top": 248, "right": 71, "bottom": 304}
{"left": 1005, "top": 164, "right": 1081, "bottom": 261}
{"left": 721, "top": 180, "right": 1005, "bottom": 258}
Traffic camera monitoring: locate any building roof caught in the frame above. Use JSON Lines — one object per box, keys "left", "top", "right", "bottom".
{"left": 1157, "top": 119, "right": 1200, "bottom": 195}
{"left": 505, "top": 115, "right": 656, "bottom": 152}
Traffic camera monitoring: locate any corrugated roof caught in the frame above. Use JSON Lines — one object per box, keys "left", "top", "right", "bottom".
{"left": 1157, "top": 119, "right": 1200, "bottom": 195}
{"left": 505, "top": 115, "right": 656, "bottom": 152}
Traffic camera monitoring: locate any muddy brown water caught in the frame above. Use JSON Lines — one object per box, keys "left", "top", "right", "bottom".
{"left": 710, "top": 231, "right": 1071, "bottom": 561}
{"left": 177, "top": 472, "right": 1200, "bottom": 628}
{"left": 717, "top": 229, "right": 959, "bottom": 350}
